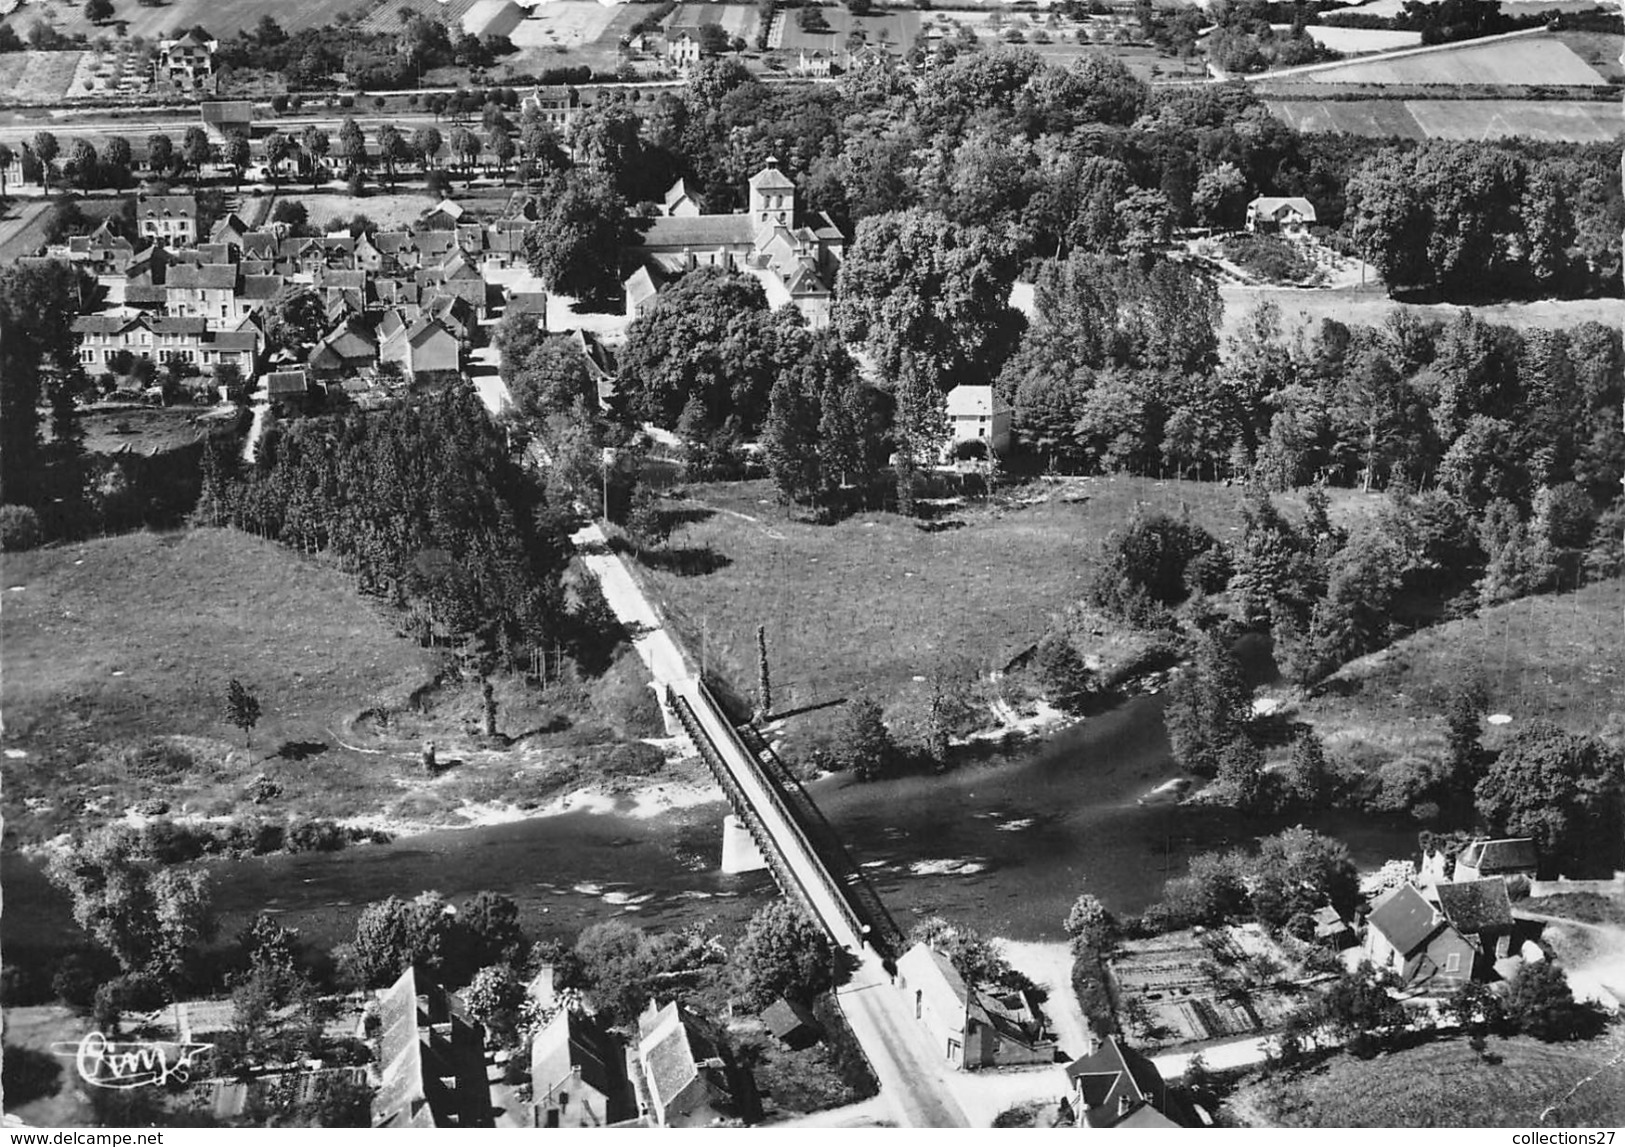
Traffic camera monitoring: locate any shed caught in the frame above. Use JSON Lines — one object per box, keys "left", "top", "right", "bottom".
{"left": 761, "top": 998, "right": 821, "bottom": 1051}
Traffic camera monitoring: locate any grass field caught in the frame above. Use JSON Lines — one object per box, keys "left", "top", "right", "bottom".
{"left": 0, "top": 50, "right": 84, "bottom": 103}
{"left": 3, "top": 0, "right": 373, "bottom": 40}
{"left": 75, "top": 406, "right": 240, "bottom": 454}
{"left": 630, "top": 477, "right": 1374, "bottom": 743}
{"left": 1264, "top": 98, "right": 1623, "bottom": 142}
{"left": 1554, "top": 29, "right": 1625, "bottom": 82}
{"left": 1297, "top": 578, "right": 1625, "bottom": 769}
{"left": 1218, "top": 284, "right": 1624, "bottom": 343}
{"left": 0, "top": 528, "right": 670, "bottom": 844}
{"left": 1225, "top": 1029, "right": 1625, "bottom": 1127}
{"left": 289, "top": 191, "right": 439, "bottom": 231}
{"left": 1298, "top": 34, "right": 1607, "bottom": 86}
{"left": 509, "top": 0, "right": 626, "bottom": 50}
{"left": 0, "top": 197, "right": 52, "bottom": 260}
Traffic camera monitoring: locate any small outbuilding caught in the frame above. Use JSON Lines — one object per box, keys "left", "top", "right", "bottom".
{"left": 761, "top": 998, "right": 821, "bottom": 1051}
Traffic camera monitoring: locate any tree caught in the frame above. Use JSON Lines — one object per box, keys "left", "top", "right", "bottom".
{"left": 462, "top": 964, "right": 526, "bottom": 1049}
{"left": 225, "top": 678, "right": 262, "bottom": 746}
{"left": 459, "top": 890, "right": 524, "bottom": 975}
{"left": 1505, "top": 960, "right": 1603, "bottom": 1042}
{"left": 32, "top": 130, "right": 58, "bottom": 192}
{"left": 182, "top": 125, "right": 213, "bottom": 175}
{"left": 44, "top": 826, "right": 217, "bottom": 985}
{"left": 147, "top": 133, "right": 174, "bottom": 178}
{"left": 337, "top": 117, "right": 367, "bottom": 176}
{"left": 1249, "top": 826, "right": 1359, "bottom": 928}
{"left": 1034, "top": 634, "right": 1092, "bottom": 713}
{"left": 1063, "top": 893, "right": 1118, "bottom": 951}
{"left": 1282, "top": 729, "right": 1334, "bottom": 808}
{"left": 65, "top": 138, "right": 98, "bottom": 190}
{"left": 99, "top": 136, "right": 132, "bottom": 188}
{"left": 376, "top": 124, "right": 410, "bottom": 189}
{"left": 224, "top": 130, "right": 251, "bottom": 190}
{"left": 299, "top": 126, "right": 329, "bottom": 187}
{"left": 734, "top": 901, "right": 835, "bottom": 1009}
{"left": 835, "top": 696, "right": 896, "bottom": 781}
{"left": 85, "top": 0, "right": 114, "bottom": 21}
{"left": 1192, "top": 162, "right": 1248, "bottom": 230}
{"left": 341, "top": 894, "right": 454, "bottom": 988}
{"left": 1, "top": 259, "right": 89, "bottom": 504}
{"left": 506, "top": 335, "right": 595, "bottom": 424}
{"left": 264, "top": 286, "right": 326, "bottom": 353}
{"left": 262, "top": 130, "right": 291, "bottom": 188}
{"left": 412, "top": 126, "right": 443, "bottom": 170}
{"left": 1163, "top": 633, "right": 1252, "bottom": 777}
{"left": 1475, "top": 722, "right": 1625, "bottom": 878}
{"left": 522, "top": 171, "right": 628, "bottom": 303}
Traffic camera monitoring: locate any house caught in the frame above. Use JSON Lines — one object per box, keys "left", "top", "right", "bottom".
{"left": 624, "top": 158, "right": 845, "bottom": 328}
{"left": 379, "top": 316, "right": 460, "bottom": 381}
{"left": 73, "top": 312, "right": 255, "bottom": 377}
{"left": 1363, "top": 882, "right": 1476, "bottom": 992}
{"left": 1245, "top": 196, "right": 1317, "bottom": 236}
{"left": 1064, "top": 1036, "right": 1195, "bottom": 1129}
{"left": 1455, "top": 838, "right": 1538, "bottom": 884}
{"left": 521, "top": 85, "right": 579, "bottom": 130}
{"left": 943, "top": 384, "right": 1013, "bottom": 462}
{"left": 1435, "top": 878, "right": 1516, "bottom": 962}
{"left": 504, "top": 290, "right": 548, "bottom": 331}
{"left": 68, "top": 223, "right": 138, "bottom": 277}
{"left": 530, "top": 1010, "right": 637, "bottom": 1129}
{"left": 1418, "top": 842, "right": 1449, "bottom": 888}
{"left": 894, "top": 942, "right": 1057, "bottom": 1070}
{"left": 266, "top": 368, "right": 312, "bottom": 407}
{"left": 156, "top": 30, "right": 218, "bottom": 88}
{"left": 165, "top": 263, "right": 242, "bottom": 327}
{"left": 421, "top": 199, "right": 466, "bottom": 232}
{"left": 371, "top": 966, "right": 493, "bottom": 1128}
{"left": 667, "top": 32, "right": 701, "bottom": 68}
{"left": 200, "top": 101, "right": 254, "bottom": 143}
{"left": 138, "top": 194, "right": 199, "bottom": 246}
{"left": 797, "top": 48, "right": 832, "bottom": 77}
{"left": 761, "top": 998, "right": 820, "bottom": 1051}
{"left": 308, "top": 317, "right": 379, "bottom": 378}
{"left": 632, "top": 1001, "right": 754, "bottom": 1127}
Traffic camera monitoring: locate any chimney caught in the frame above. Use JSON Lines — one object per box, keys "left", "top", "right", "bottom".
{"left": 1118, "top": 1094, "right": 1132, "bottom": 1118}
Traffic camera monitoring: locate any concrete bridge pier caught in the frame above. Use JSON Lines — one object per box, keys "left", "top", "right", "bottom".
{"left": 720, "top": 813, "right": 768, "bottom": 874}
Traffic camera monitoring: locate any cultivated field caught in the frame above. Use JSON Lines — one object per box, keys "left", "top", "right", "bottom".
{"left": 669, "top": 1, "right": 761, "bottom": 40}
{"left": 1296, "top": 33, "right": 1607, "bottom": 85}
{"left": 289, "top": 191, "right": 441, "bottom": 231}
{"left": 1264, "top": 97, "right": 1624, "bottom": 142}
{"left": 1296, "top": 578, "right": 1625, "bottom": 770}
{"left": 773, "top": 7, "right": 923, "bottom": 53}
{"left": 2, "top": 0, "right": 373, "bottom": 40}
{"left": 0, "top": 49, "right": 84, "bottom": 103}
{"left": 1302, "top": 26, "right": 1421, "bottom": 53}
{"left": 354, "top": 0, "right": 485, "bottom": 35}
{"left": 1224, "top": 1030, "right": 1625, "bottom": 1127}
{"left": 509, "top": 1, "right": 626, "bottom": 50}
{"left": 1219, "top": 284, "right": 1625, "bottom": 342}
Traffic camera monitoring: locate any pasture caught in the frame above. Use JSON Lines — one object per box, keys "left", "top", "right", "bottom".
{"left": 1224, "top": 1030, "right": 1625, "bottom": 1127}
{"left": 1297, "top": 33, "right": 1607, "bottom": 85}
{"left": 1264, "top": 98, "right": 1623, "bottom": 142}
{"left": 2, "top": 0, "right": 373, "bottom": 40}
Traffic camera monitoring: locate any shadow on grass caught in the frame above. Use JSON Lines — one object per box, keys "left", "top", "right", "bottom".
{"left": 275, "top": 740, "right": 329, "bottom": 762}
{"left": 1, "top": 1044, "right": 62, "bottom": 1108}
{"left": 915, "top": 518, "right": 967, "bottom": 533}
{"left": 611, "top": 537, "right": 732, "bottom": 576}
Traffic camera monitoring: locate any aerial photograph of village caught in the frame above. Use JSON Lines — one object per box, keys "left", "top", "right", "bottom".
{"left": 0, "top": 0, "right": 1620, "bottom": 1131}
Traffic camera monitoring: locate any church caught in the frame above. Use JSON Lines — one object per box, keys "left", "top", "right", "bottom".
{"left": 623, "top": 158, "right": 847, "bottom": 329}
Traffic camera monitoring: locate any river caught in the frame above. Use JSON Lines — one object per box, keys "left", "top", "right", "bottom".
{"left": 4, "top": 691, "right": 1419, "bottom": 967}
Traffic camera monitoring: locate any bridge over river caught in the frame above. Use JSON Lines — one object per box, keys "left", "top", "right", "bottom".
{"left": 572, "top": 522, "right": 973, "bottom": 1127}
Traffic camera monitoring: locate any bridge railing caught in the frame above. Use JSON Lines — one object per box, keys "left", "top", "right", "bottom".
{"left": 666, "top": 686, "right": 819, "bottom": 926}
{"left": 735, "top": 723, "right": 906, "bottom": 962}
{"left": 693, "top": 681, "right": 871, "bottom": 949}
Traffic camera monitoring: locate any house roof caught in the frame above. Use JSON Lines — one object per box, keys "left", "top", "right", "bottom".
{"left": 505, "top": 291, "right": 548, "bottom": 315}
{"left": 897, "top": 942, "right": 969, "bottom": 1029}
{"left": 208, "top": 330, "right": 259, "bottom": 352}
{"left": 1065, "top": 1036, "right": 1183, "bottom": 1127}
{"left": 168, "top": 264, "right": 237, "bottom": 290}
{"left": 125, "top": 284, "right": 168, "bottom": 306}
{"left": 530, "top": 1011, "right": 635, "bottom": 1122}
{"left": 139, "top": 194, "right": 198, "bottom": 218}
{"left": 241, "top": 274, "right": 283, "bottom": 301}
{"left": 266, "top": 370, "right": 309, "bottom": 396}
{"left": 407, "top": 316, "right": 453, "bottom": 346}
{"left": 761, "top": 998, "right": 818, "bottom": 1040}
{"left": 150, "top": 316, "right": 208, "bottom": 335}
{"left": 1436, "top": 878, "right": 1514, "bottom": 936}
{"left": 636, "top": 214, "right": 756, "bottom": 250}
{"left": 1458, "top": 838, "right": 1538, "bottom": 874}
{"left": 201, "top": 101, "right": 254, "bottom": 125}
{"left": 1367, "top": 882, "right": 1442, "bottom": 957}
{"left": 1249, "top": 196, "right": 1316, "bottom": 222}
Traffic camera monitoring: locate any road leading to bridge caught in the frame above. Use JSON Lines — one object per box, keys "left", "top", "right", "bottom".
{"left": 570, "top": 520, "right": 972, "bottom": 1127}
